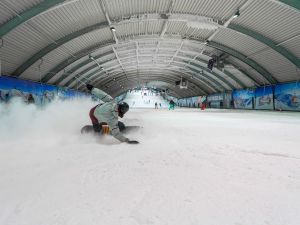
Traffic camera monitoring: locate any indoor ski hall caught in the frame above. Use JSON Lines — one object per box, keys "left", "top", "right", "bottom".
{"left": 0, "top": 1, "right": 300, "bottom": 225}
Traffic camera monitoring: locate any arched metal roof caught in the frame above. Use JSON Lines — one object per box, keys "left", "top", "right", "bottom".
{"left": 0, "top": 0, "right": 299, "bottom": 97}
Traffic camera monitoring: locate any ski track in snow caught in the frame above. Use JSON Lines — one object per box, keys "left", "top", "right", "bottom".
{"left": 0, "top": 98, "right": 300, "bottom": 225}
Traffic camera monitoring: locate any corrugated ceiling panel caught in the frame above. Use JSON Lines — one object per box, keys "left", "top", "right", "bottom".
{"left": 115, "top": 42, "right": 135, "bottom": 51}
{"left": 212, "top": 28, "right": 267, "bottom": 56}
{"left": 62, "top": 66, "right": 100, "bottom": 86}
{"left": 47, "top": 70, "right": 65, "bottom": 85}
{"left": 76, "top": 53, "right": 115, "bottom": 74}
{"left": 1, "top": 24, "right": 52, "bottom": 74}
{"left": 65, "top": 54, "right": 118, "bottom": 88}
{"left": 166, "top": 21, "right": 214, "bottom": 41}
{"left": 47, "top": 54, "right": 113, "bottom": 85}
{"left": 172, "top": 60, "right": 230, "bottom": 90}
{"left": 0, "top": 0, "right": 42, "bottom": 25}
{"left": 167, "top": 21, "right": 188, "bottom": 35}
{"left": 91, "top": 45, "right": 114, "bottom": 57}
{"left": 158, "top": 49, "right": 176, "bottom": 55}
{"left": 20, "top": 47, "right": 70, "bottom": 80}
{"left": 62, "top": 28, "right": 113, "bottom": 53}
{"left": 251, "top": 49, "right": 299, "bottom": 83}
{"left": 21, "top": 28, "right": 113, "bottom": 80}
{"left": 30, "top": 0, "right": 106, "bottom": 41}
{"left": 107, "top": 0, "right": 170, "bottom": 19}
{"left": 190, "top": 57, "right": 241, "bottom": 89}
{"left": 118, "top": 49, "right": 136, "bottom": 57}
{"left": 177, "top": 51, "right": 194, "bottom": 60}
{"left": 139, "top": 49, "right": 156, "bottom": 55}
{"left": 182, "top": 43, "right": 205, "bottom": 54}
{"left": 159, "top": 39, "right": 181, "bottom": 48}
{"left": 116, "top": 20, "right": 163, "bottom": 39}
{"left": 172, "top": 0, "right": 245, "bottom": 20}
{"left": 282, "top": 36, "right": 300, "bottom": 59}
{"left": 227, "top": 56, "right": 270, "bottom": 85}
{"left": 224, "top": 66, "right": 256, "bottom": 87}
{"left": 191, "top": 28, "right": 215, "bottom": 41}
{"left": 233, "top": 0, "right": 300, "bottom": 43}
{"left": 0, "top": 59, "right": 17, "bottom": 75}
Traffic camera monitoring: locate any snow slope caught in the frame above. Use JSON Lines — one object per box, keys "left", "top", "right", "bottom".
{"left": 123, "top": 90, "right": 169, "bottom": 108}
{"left": 0, "top": 98, "right": 300, "bottom": 225}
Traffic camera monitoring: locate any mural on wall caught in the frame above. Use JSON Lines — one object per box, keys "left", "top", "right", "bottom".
{"left": 178, "top": 96, "right": 207, "bottom": 108}
{"left": 255, "top": 86, "right": 274, "bottom": 110}
{"left": 0, "top": 75, "right": 87, "bottom": 105}
{"left": 223, "top": 92, "right": 232, "bottom": 109}
{"left": 207, "top": 93, "right": 224, "bottom": 108}
{"left": 274, "top": 82, "right": 300, "bottom": 111}
{"left": 232, "top": 89, "right": 255, "bottom": 109}
{"left": 178, "top": 98, "right": 188, "bottom": 107}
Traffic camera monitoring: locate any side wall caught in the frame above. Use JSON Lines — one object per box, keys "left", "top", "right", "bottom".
{"left": 178, "top": 82, "right": 300, "bottom": 112}
{"left": 0, "top": 75, "right": 88, "bottom": 105}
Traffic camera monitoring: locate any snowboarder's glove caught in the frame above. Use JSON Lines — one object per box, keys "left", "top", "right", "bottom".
{"left": 86, "top": 84, "right": 94, "bottom": 91}
{"left": 127, "top": 139, "right": 139, "bottom": 144}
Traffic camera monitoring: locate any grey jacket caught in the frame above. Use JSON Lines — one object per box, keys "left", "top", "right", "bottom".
{"left": 91, "top": 88, "right": 128, "bottom": 142}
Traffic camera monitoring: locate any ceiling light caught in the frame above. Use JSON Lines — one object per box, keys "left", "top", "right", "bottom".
{"left": 233, "top": 10, "right": 240, "bottom": 18}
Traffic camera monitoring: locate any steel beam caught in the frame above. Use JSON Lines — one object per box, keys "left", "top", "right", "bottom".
{"left": 41, "top": 41, "right": 115, "bottom": 83}
{"left": 95, "top": 69, "right": 211, "bottom": 95}
{"left": 12, "top": 21, "right": 108, "bottom": 76}
{"left": 229, "top": 24, "right": 300, "bottom": 68}
{"left": 278, "top": 0, "right": 300, "bottom": 11}
{"left": 79, "top": 64, "right": 219, "bottom": 94}
{"left": 69, "top": 57, "right": 227, "bottom": 92}
{"left": 10, "top": 20, "right": 278, "bottom": 88}
{"left": 0, "top": 0, "right": 65, "bottom": 38}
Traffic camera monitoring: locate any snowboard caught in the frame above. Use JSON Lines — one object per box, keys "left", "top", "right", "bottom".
{"left": 81, "top": 125, "right": 141, "bottom": 135}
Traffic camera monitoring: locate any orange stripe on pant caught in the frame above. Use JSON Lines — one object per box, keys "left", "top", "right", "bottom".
{"left": 102, "top": 125, "right": 110, "bottom": 135}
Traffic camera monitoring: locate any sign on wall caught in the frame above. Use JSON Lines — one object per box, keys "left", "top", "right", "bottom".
{"left": 255, "top": 86, "right": 274, "bottom": 110}
{"left": 0, "top": 75, "right": 86, "bottom": 105}
{"left": 232, "top": 89, "right": 255, "bottom": 109}
{"left": 274, "top": 82, "right": 300, "bottom": 111}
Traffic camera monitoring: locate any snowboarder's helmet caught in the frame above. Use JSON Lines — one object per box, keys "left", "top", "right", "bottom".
{"left": 118, "top": 102, "right": 129, "bottom": 118}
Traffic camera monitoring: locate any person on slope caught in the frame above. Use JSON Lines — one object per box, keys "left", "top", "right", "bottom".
{"left": 169, "top": 100, "right": 175, "bottom": 110}
{"left": 86, "top": 84, "right": 139, "bottom": 144}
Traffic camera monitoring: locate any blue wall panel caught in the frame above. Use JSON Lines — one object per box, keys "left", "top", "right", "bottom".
{"left": 255, "top": 86, "right": 274, "bottom": 110}
{"left": 233, "top": 89, "right": 255, "bottom": 109}
{"left": 274, "top": 83, "right": 300, "bottom": 111}
{"left": 0, "top": 75, "right": 87, "bottom": 105}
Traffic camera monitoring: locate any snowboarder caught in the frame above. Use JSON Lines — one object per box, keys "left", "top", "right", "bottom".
{"left": 85, "top": 84, "right": 139, "bottom": 144}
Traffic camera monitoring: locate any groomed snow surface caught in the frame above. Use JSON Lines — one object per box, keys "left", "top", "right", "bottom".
{"left": 1, "top": 98, "right": 300, "bottom": 225}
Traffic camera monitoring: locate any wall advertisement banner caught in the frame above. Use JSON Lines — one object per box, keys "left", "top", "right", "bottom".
{"left": 207, "top": 93, "right": 224, "bottom": 108}
{"left": 186, "top": 97, "right": 193, "bottom": 107}
{"left": 274, "top": 82, "right": 300, "bottom": 111}
{"left": 255, "top": 86, "right": 274, "bottom": 110}
{"left": 191, "top": 97, "right": 198, "bottom": 107}
{"left": 223, "top": 92, "right": 232, "bottom": 109}
{"left": 0, "top": 75, "right": 86, "bottom": 105}
{"left": 233, "top": 89, "right": 255, "bottom": 109}
{"left": 207, "top": 93, "right": 223, "bottom": 102}
{"left": 178, "top": 96, "right": 207, "bottom": 108}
